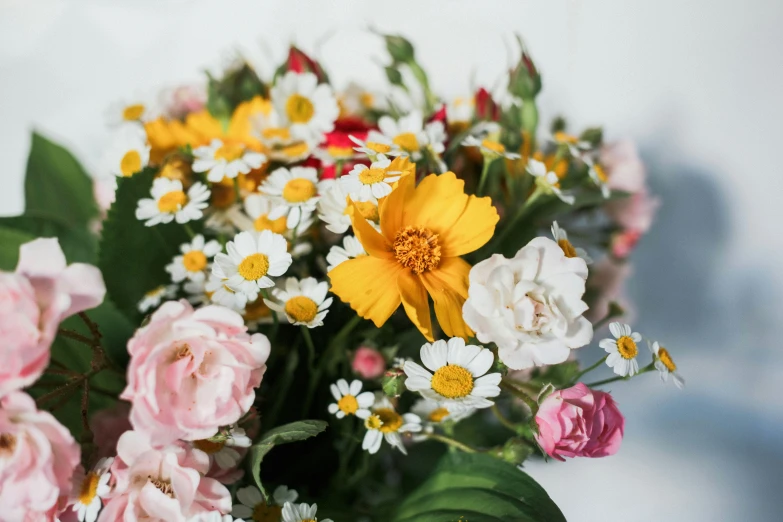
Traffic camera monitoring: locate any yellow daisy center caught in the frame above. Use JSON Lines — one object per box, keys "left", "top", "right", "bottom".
{"left": 182, "top": 250, "right": 207, "bottom": 272}
{"left": 337, "top": 395, "right": 359, "bottom": 415}
{"left": 366, "top": 141, "right": 391, "bottom": 154}
{"left": 593, "top": 164, "right": 608, "bottom": 183}
{"left": 254, "top": 213, "right": 288, "bottom": 234}
{"left": 360, "top": 92, "right": 375, "bottom": 108}
{"left": 428, "top": 407, "right": 450, "bottom": 423}
{"left": 431, "top": 365, "right": 474, "bottom": 399}
{"left": 262, "top": 127, "right": 291, "bottom": 141}
{"left": 284, "top": 296, "right": 318, "bottom": 323}
{"left": 214, "top": 142, "right": 245, "bottom": 162}
{"left": 238, "top": 253, "right": 270, "bottom": 281}
{"left": 193, "top": 438, "right": 226, "bottom": 454}
{"left": 358, "top": 167, "right": 386, "bottom": 185}
{"left": 393, "top": 226, "right": 441, "bottom": 274}
{"left": 557, "top": 238, "right": 577, "bottom": 258}
{"left": 374, "top": 408, "right": 403, "bottom": 433}
{"left": 244, "top": 297, "right": 272, "bottom": 321}
{"left": 78, "top": 472, "right": 100, "bottom": 505}
{"left": 149, "top": 478, "right": 174, "bottom": 497}
{"left": 286, "top": 94, "right": 315, "bottom": 123}
{"left": 365, "top": 414, "right": 383, "bottom": 430}
{"left": 280, "top": 142, "right": 310, "bottom": 158}
{"left": 282, "top": 178, "right": 317, "bottom": 203}
{"left": 554, "top": 131, "right": 578, "bottom": 144}
{"left": 157, "top": 190, "right": 187, "bottom": 213}
{"left": 120, "top": 150, "right": 142, "bottom": 177}
{"left": 251, "top": 502, "right": 282, "bottom": 522}
{"left": 657, "top": 347, "right": 677, "bottom": 372}
{"left": 122, "top": 104, "right": 145, "bottom": 121}
{"left": 616, "top": 336, "right": 638, "bottom": 360}
{"left": 159, "top": 160, "right": 188, "bottom": 182}
{"left": 0, "top": 433, "right": 16, "bottom": 456}
{"left": 392, "top": 132, "right": 419, "bottom": 151}
{"left": 481, "top": 139, "right": 506, "bottom": 154}
{"left": 327, "top": 145, "right": 354, "bottom": 159}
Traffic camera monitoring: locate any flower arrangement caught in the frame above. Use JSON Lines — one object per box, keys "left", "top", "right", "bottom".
{"left": 0, "top": 33, "right": 678, "bottom": 522}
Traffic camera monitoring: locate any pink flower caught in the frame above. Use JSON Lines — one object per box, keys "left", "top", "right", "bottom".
{"left": 99, "top": 431, "right": 230, "bottom": 521}
{"left": 601, "top": 139, "right": 646, "bottom": 194}
{"left": 611, "top": 229, "right": 643, "bottom": 259}
{"left": 0, "top": 238, "right": 106, "bottom": 398}
{"left": 163, "top": 85, "right": 207, "bottom": 119}
{"left": 351, "top": 347, "right": 386, "bottom": 379}
{"left": 90, "top": 402, "right": 132, "bottom": 460}
{"left": 534, "top": 383, "right": 624, "bottom": 460}
{"left": 605, "top": 190, "right": 660, "bottom": 234}
{"left": 121, "top": 300, "right": 271, "bottom": 446}
{"left": 0, "top": 392, "right": 81, "bottom": 520}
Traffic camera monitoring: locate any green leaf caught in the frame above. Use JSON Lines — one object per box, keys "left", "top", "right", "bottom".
{"left": 0, "top": 225, "right": 35, "bottom": 270}
{"left": 24, "top": 132, "right": 98, "bottom": 227}
{"left": 531, "top": 361, "right": 580, "bottom": 389}
{"left": 0, "top": 213, "right": 97, "bottom": 264}
{"left": 391, "top": 452, "right": 566, "bottom": 522}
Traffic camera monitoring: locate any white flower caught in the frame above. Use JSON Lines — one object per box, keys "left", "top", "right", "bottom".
{"left": 348, "top": 133, "right": 403, "bottom": 160}
{"left": 338, "top": 155, "right": 401, "bottom": 201}
{"left": 586, "top": 159, "right": 611, "bottom": 199}
{"left": 192, "top": 425, "right": 251, "bottom": 471}
{"left": 187, "top": 512, "right": 238, "bottom": 522}
{"left": 70, "top": 457, "right": 113, "bottom": 522}
{"left": 648, "top": 340, "right": 685, "bottom": 389}
{"left": 327, "top": 379, "right": 374, "bottom": 420}
{"left": 362, "top": 394, "right": 422, "bottom": 455}
{"left": 137, "top": 285, "right": 177, "bottom": 313}
{"left": 281, "top": 502, "right": 333, "bottom": 522}
{"left": 214, "top": 230, "right": 292, "bottom": 298}
{"left": 260, "top": 166, "right": 324, "bottom": 230}
{"left": 462, "top": 237, "right": 593, "bottom": 370}
{"left": 411, "top": 398, "right": 475, "bottom": 427}
{"left": 205, "top": 266, "right": 253, "bottom": 311}
{"left": 265, "top": 277, "right": 332, "bottom": 328}
{"left": 552, "top": 131, "right": 592, "bottom": 158}
{"left": 403, "top": 338, "right": 501, "bottom": 411}
{"left": 233, "top": 485, "right": 298, "bottom": 520}
{"left": 445, "top": 97, "right": 474, "bottom": 128}
{"left": 599, "top": 322, "right": 642, "bottom": 377}
{"left": 105, "top": 99, "right": 154, "bottom": 126}
{"left": 316, "top": 181, "right": 380, "bottom": 235}
{"left": 244, "top": 193, "right": 290, "bottom": 235}
{"left": 423, "top": 120, "right": 447, "bottom": 155}
{"left": 103, "top": 124, "right": 150, "bottom": 178}
{"left": 326, "top": 235, "right": 367, "bottom": 272}
{"left": 165, "top": 234, "right": 222, "bottom": 283}
{"left": 376, "top": 110, "right": 428, "bottom": 160}
{"left": 271, "top": 71, "right": 339, "bottom": 142}
{"left": 527, "top": 159, "right": 575, "bottom": 205}
{"left": 135, "top": 178, "right": 210, "bottom": 226}
{"left": 550, "top": 221, "right": 592, "bottom": 264}
{"left": 192, "top": 138, "right": 266, "bottom": 183}
{"left": 462, "top": 135, "right": 521, "bottom": 160}
{"left": 254, "top": 109, "right": 317, "bottom": 164}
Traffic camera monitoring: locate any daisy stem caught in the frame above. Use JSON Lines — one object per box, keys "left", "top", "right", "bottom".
{"left": 488, "top": 186, "right": 544, "bottom": 252}
{"left": 500, "top": 380, "right": 539, "bottom": 415}
{"left": 491, "top": 404, "right": 523, "bottom": 433}
{"left": 425, "top": 433, "right": 477, "bottom": 453}
{"left": 585, "top": 362, "right": 655, "bottom": 388}
{"left": 573, "top": 355, "right": 609, "bottom": 382}
{"left": 301, "top": 325, "right": 317, "bottom": 374}
{"left": 476, "top": 158, "right": 495, "bottom": 197}
{"left": 182, "top": 223, "right": 196, "bottom": 239}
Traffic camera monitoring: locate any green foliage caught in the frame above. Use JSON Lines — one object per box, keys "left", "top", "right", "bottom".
{"left": 0, "top": 225, "right": 35, "bottom": 270}
{"left": 531, "top": 361, "right": 581, "bottom": 388}
{"left": 206, "top": 63, "right": 266, "bottom": 121}
{"left": 0, "top": 213, "right": 97, "bottom": 263}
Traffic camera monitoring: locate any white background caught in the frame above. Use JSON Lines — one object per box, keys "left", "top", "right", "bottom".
{"left": 1, "top": 1, "right": 782, "bottom": 520}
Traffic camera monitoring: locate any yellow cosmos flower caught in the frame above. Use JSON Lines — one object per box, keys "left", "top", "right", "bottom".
{"left": 329, "top": 171, "right": 499, "bottom": 341}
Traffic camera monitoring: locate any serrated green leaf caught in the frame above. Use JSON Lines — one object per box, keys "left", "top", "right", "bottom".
{"left": 0, "top": 225, "right": 35, "bottom": 270}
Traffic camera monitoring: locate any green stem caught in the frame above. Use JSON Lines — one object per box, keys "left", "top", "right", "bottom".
{"left": 491, "top": 404, "right": 521, "bottom": 433}
{"left": 585, "top": 362, "right": 655, "bottom": 388}
{"left": 183, "top": 223, "right": 196, "bottom": 239}
{"left": 425, "top": 433, "right": 477, "bottom": 453}
{"left": 301, "top": 325, "right": 316, "bottom": 374}
{"left": 573, "top": 355, "right": 608, "bottom": 382}
{"left": 476, "top": 158, "right": 495, "bottom": 197}
{"left": 489, "top": 187, "right": 545, "bottom": 251}
{"left": 500, "top": 380, "right": 539, "bottom": 415}
{"left": 261, "top": 289, "right": 280, "bottom": 339}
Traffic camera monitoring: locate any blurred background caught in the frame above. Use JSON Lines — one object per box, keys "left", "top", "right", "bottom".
{"left": 1, "top": 1, "right": 781, "bottom": 520}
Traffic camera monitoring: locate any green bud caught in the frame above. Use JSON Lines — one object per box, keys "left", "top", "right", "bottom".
{"left": 580, "top": 127, "right": 604, "bottom": 148}
{"left": 383, "top": 34, "right": 415, "bottom": 63}
{"left": 508, "top": 36, "right": 541, "bottom": 100}
{"left": 384, "top": 66, "right": 404, "bottom": 86}
{"left": 382, "top": 368, "right": 406, "bottom": 398}
{"left": 550, "top": 116, "right": 567, "bottom": 134}
{"left": 500, "top": 438, "right": 533, "bottom": 465}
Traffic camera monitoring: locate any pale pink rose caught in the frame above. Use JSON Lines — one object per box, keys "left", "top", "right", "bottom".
{"left": 121, "top": 300, "right": 271, "bottom": 446}
{"left": 352, "top": 347, "right": 386, "bottom": 379}
{"left": 99, "top": 430, "right": 230, "bottom": 521}
{"left": 605, "top": 189, "right": 660, "bottom": 234}
{"left": 601, "top": 139, "right": 646, "bottom": 194}
{"left": 93, "top": 177, "right": 117, "bottom": 216}
{"left": 90, "top": 402, "right": 132, "bottom": 460}
{"left": 535, "top": 383, "right": 625, "bottom": 460}
{"left": 585, "top": 257, "right": 633, "bottom": 323}
{"left": 0, "top": 238, "right": 106, "bottom": 398}
{"left": 0, "top": 392, "right": 81, "bottom": 520}
{"left": 611, "top": 229, "right": 642, "bottom": 259}
{"left": 163, "top": 85, "right": 207, "bottom": 119}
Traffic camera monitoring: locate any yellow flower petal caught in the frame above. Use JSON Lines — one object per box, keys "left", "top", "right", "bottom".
{"left": 398, "top": 270, "right": 434, "bottom": 342}
{"left": 420, "top": 258, "right": 473, "bottom": 339}
{"left": 349, "top": 201, "right": 393, "bottom": 259}
{"left": 379, "top": 166, "right": 415, "bottom": 241}
{"left": 329, "top": 256, "right": 402, "bottom": 327}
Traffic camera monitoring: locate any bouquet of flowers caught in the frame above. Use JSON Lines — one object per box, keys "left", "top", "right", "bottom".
{"left": 0, "top": 33, "right": 678, "bottom": 522}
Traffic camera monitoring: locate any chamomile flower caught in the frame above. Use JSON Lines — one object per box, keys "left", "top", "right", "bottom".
{"left": 362, "top": 395, "right": 422, "bottom": 455}
{"left": 243, "top": 295, "right": 279, "bottom": 329}
{"left": 138, "top": 285, "right": 177, "bottom": 313}
{"left": 260, "top": 166, "right": 324, "bottom": 229}
{"left": 244, "top": 193, "right": 289, "bottom": 235}
{"left": 105, "top": 99, "right": 154, "bottom": 126}
{"left": 104, "top": 124, "right": 150, "bottom": 178}
{"left": 527, "top": 159, "right": 575, "bottom": 205}
{"left": 193, "top": 425, "right": 251, "bottom": 470}
{"left": 192, "top": 138, "right": 266, "bottom": 183}
{"left": 552, "top": 131, "right": 592, "bottom": 157}
{"left": 326, "top": 235, "right": 367, "bottom": 272}
{"left": 462, "top": 135, "right": 521, "bottom": 160}
{"left": 551, "top": 221, "right": 592, "bottom": 263}
{"left": 445, "top": 96, "right": 475, "bottom": 133}
{"left": 271, "top": 71, "right": 339, "bottom": 142}
{"left": 348, "top": 133, "right": 402, "bottom": 160}
{"left": 205, "top": 268, "right": 253, "bottom": 311}
{"left": 316, "top": 181, "right": 380, "bottom": 234}
{"left": 403, "top": 338, "right": 501, "bottom": 411}
{"left": 166, "top": 234, "right": 222, "bottom": 283}
{"left": 410, "top": 398, "right": 475, "bottom": 427}
{"left": 214, "top": 230, "right": 292, "bottom": 297}
{"left": 587, "top": 159, "right": 611, "bottom": 198}
{"left": 376, "top": 110, "right": 428, "bottom": 160}
{"left": 599, "top": 322, "right": 642, "bottom": 377}
{"left": 281, "top": 502, "right": 333, "bottom": 522}
{"left": 338, "top": 155, "right": 401, "bottom": 201}
{"left": 254, "top": 111, "right": 317, "bottom": 164}
{"left": 233, "top": 485, "right": 298, "bottom": 521}
{"left": 328, "top": 379, "right": 374, "bottom": 419}
{"left": 265, "top": 277, "right": 332, "bottom": 328}
{"left": 70, "top": 457, "right": 113, "bottom": 522}
{"left": 648, "top": 341, "right": 685, "bottom": 389}
{"left": 135, "top": 178, "right": 210, "bottom": 226}
{"left": 423, "top": 120, "right": 447, "bottom": 156}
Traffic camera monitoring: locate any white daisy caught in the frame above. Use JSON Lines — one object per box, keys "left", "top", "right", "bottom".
{"left": 271, "top": 71, "right": 339, "bottom": 142}
{"left": 445, "top": 96, "right": 475, "bottom": 131}
{"left": 326, "top": 235, "right": 367, "bottom": 272}
{"left": 362, "top": 394, "right": 422, "bottom": 455}
{"left": 192, "top": 138, "right": 266, "bottom": 183}
{"left": 281, "top": 502, "right": 332, "bottom": 522}
{"left": 105, "top": 99, "right": 154, "bottom": 126}
{"left": 259, "top": 166, "right": 324, "bottom": 230}
{"left": 214, "top": 230, "right": 292, "bottom": 297}
{"left": 316, "top": 181, "right": 380, "bottom": 235}
{"left": 462, "top": 135, "right": 521, "bottom": 161}
{"left": 586, "top": 159, "right": 611, "bottom": 199}
{"left": 193, "top": 425, "right": 251, "bottom": 471}
{"left": 410, "top": 398, "right": 475, "bottom": 427}
{"left": 599, "top": 322, "right": 642, "bottom": 377}
{"left": 327, "top": 379, "right": 374, "bottom": 420}
{"left": 244, "top": 193, "right": 290, "bottom": 235}
{"left": 183, "top": 279, "right": 209, "bottom": 306}
{"left": 338, "top": 155, "right": 401, "bottom": 201}
{"left": 135, "top": 178, "right": 211, "bottom": 226}
{"left": 205, "top": 267, "right": 253, "bottom": 311}
{"left": 423, "top": 120, "right": 447, "bottom": 156}
{"left": 103, "top": 124, "right": 150, "bottom": 178}
{"left": 233, "top": 485, "right": 298, "bottom": 521}
{"left": 264, "top": 277, "right": 332, "bottom": 328}
{"left": 254, "top": 111, "right": 317, "bottom": 164}
{"left": 376, "top": 110, "right": 428, "bottom": 160}
{"left": 138, "top": 285, "right": 177, "bottom": 313}
{"left": 165, "top": 234, "right": 222, "bottom": 283}
{"left": 348, "top": 133, "right": 403, "bottom": 160}
{"left": 648, "top": 341, "right": 685, "bottom": 389}
{"left": 403, "top": 337, "right": 501, "bottom": 411}
{"left": 550, "top": 221, "right": 592, "bottom": 264}
{"left": 70, "top": 457, "right": 113, "bottom": 522}
{"left": 527, "top": 159, "right": 575, "bottom": 205}
{"left": 552, "top": 131, "right": 592, "bottom": 158}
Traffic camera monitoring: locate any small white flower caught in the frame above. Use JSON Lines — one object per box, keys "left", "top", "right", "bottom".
{"left": 105, "top": 99, "right": 154, "bottom": 126}
{"left": 586, "top": 159, "right": 611, "bottom": 199}
{"left": 648, "top": 341, "right": 685, "bottom": 389}
{"left": 138, "top": 285, "right": 177, "bottom": 313}
{"left": 462, "top": 135, "right": 521, "bottom": 161}
{"left": 205, "top": 266, "right": 253, "bottom": 311}
{"left": 70, "top": 457, "right": 113, "bottom": 522}
{"left": 271, "top": 71, "right": 339, "bottom": 142}
{"left": 192, "top": 138, "right": 266, "bottom": 183}
{"left": 550, "top": 221, "right": 592, "bottom": 264}
{"left": 348, "top": 133, "right": 403, "bottom": 159}
{"left": 376, "top": 110, "right": 428, "bottom": 160}
{"left": 233, "top": 485, "right": 298, "bottom": 520}
{"left": 410, "top": 398, "right": 475, "bottom": 426}
{"left": 281, "top": 502, "right": 333, "bottom": 522}
{"left": 135, "top": 178, "right": 210, "bottom": 226}
{"left": 403, "top": 337, "right": 501, "bottom": 411}
{"left": 316, "top": 181, "right": 380, "bottom": 235}
{"left": 244, "top": 193, "right": 290, "bottom": 235}
{"left": 362, "top": 394, "right": 422, "bottom": 455}
{"left": 527, "top": 159, "right": 575, "bottom": 205}
{"left": 326, "top": 235, "right": 367, "bottom": 272}
{"left": 213, "top": 230, "right": 292, "bottom": 298}
{"left": 328, "top": 379, "right": 374, "bottom": 420}
{"left": 338, "top": 154, "right": 401, "bottom": 201}
{"left": 423, "top": 120, "right": 447, "bottom": 156}
{"left": 103, "top": 124, "right": 150, "bottom": 178}
{"left": 552, "top": 131, "right": 592, "bottom": 158}
{"left": 599, "top": 322, "right": 642, "bottom": 377}
{"left": 260, "top": 166, "right": 325, "bottom": 230}
{"left": 445, "top": 96, "right": 475, "bottom": 128}
{"left": 166, "top": 234, "right": 222, "bottom": 283}
{"left": 254, "top": 109, "right": 317, "bottom": 164}
{"left": 265, "top": 277, "right": 332, "bottom": 328}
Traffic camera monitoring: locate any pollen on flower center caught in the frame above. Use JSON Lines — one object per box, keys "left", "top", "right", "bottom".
{"left": 286, "top": 94, "right": 315, "bottom": 123}
{"left": 393, "top": 226, "right": 442, "bottom": 274}
{"left": 284, "top": 296, "right": 318, "bottom": 323}
{"left": 214, "top": 142, "right": 245, "bottom": 162}
{"left": 238, "top": 253, "right": 270, "bottom": 281}
{"left": 120, "top": 150, "right": 142, "bottom": 177}
{"left": 327, "top": 145, "right": 353, "bottom": 159}
{"left": 254, "top": 213, "right": 288, "bottom": 234}
{"left": 252, "top": 502, "right": 283, "bottom": 522}
{"left": 358, "top": 168, "right": 386, "bottom": 185}
{"left": 481, "top": 139, "right": 506, "bottom": 154}
{"left": 616, "top": 336, "right": 638, "bottom": 359}
{"left": 428, "top": 407, "right": 450, "bottom": 423}
{"left": 367, "top": 141, "right": 391, "bottom": 153}
{"left": 374, "top": 408, "right": 403, "bottom": 433}
{"left": 431, "top": 365, "right": 474, "bottom": 399}
{"left": 193, "top": 438, "right": 226, "bottom": 454}
{"left": 365, "top": 414, "right": 383, "bottom": 430}
{"left": 149, "top": 477, "right": 175, "bottom": 497}
{"left": 182, "top": 250, "right": 207, "bottom": 272}
{"left": 393, "top": 132, "right": 419, "bottom": 151}
{"left": 558, "top": 239, "right": 577, "bottom": 258}
{"left": 0, "top": 433, "right": 17, "bottom": 456}
{"left": 157, "top": 190, "right": 187, "bottom": 213}
{"left": 657, "top": 347, "right": 677, "bottom": 372}
{"left": 337, "top": 395, "right": 359, "bottom": 415}
{"left": 175, "top": 344, "right": 193, "bottom": 359}
{"left": 78, "top": 472, "right": 100, "bottom": 505}
{"left": 282, "top": 178, "right": 317, "bottom": 203}
{"left": 123, "top": 104, "right": 145, "bottom": 121}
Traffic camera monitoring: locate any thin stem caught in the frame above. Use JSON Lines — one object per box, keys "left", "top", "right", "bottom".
{"left": 500, "top": 380, "right": 539, "bottom": 415}
{"left": 57, "top": 328, "right": 94, "bottom": 346}
{"left": 183, "top": 223, "right": 196, "bottom": 239}
{"left": 425, "top": 433, "right": 477, "bottom": 453}
{"left": 301, "top": 326, "right": 316, "bottom": 374}
{"left": 476, "top": 158, "right": 495, "bottom": 197}
{"left": 573, "top": 355, "right": 608, "bottom": 382}
{"left": 489, "top": 187, "right": 545, "bottom": 250}
{"left": 586, "top": 362, "right": 655, "bottom": 388}
{"left": 491, "top": 404, "right": 521, "bottom": 433}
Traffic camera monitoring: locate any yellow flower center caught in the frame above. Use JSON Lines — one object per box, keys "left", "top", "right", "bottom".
{"left": 238, "top": 253, "right": 270, "bottom": 281}
{"left": 262, "top": 127, "right": 291, "bottom": 141}
{"left": 244, "top": 297, "right": 272, "bottom": 321}
{"left": 252, "top": 502, "right": 282, "bottom": 522}
{"left": 616, "top": 336, "right": 638, "bottom": 360}
{"left": 431, "top": 365, "right": 474, "bottom": 399}
{"left": 327, "top": 145, "right": 354, "bottom": 159}
{"left": 254, "top": 213, "right": 288, "bottom": 234}
{"left": 593, "top": 164, "right": 608, "bottom": 183}
{"left": 392, "top": 132, "right": 419, "bottom": 151}
{"left": 175, "top": 343, "right": 192, "bottom": 360}
{"left": 373, "top": 407, "right": 403, "bottom": 433}
{"left": 480, "top": 139, "right": 506, "bottom": 154}
{"left": 337, "top": 395, "right": 359, "bottom": 415}
{"left": 558, "top": 239, "right": 577, "bottom": 258}
{"left": 285, "top": 94, "right": 315, "bottom": 123}
{"left": 393, "top": 226, "right": 441, "bottom": 274}
{"left": 366, "top": 141, "right": 391, "bottom": 154}
{"left": 554, "top": 131, "right": 578, "bottom": 144}
{"left": 157, "top": 190, "right": 187, "bottom": 213}
{"left": 282, "top": 178, "right": 317, "bottom": 203}
{"left": 428, "top": 407, "right": 450, "bottom": 423}
{"left": 657, "top": 347, "right": 677, "bottom": 372}
{"left": 120, "top": 150, "right": 142, "bottom": 177}
{"left": 0, "top": 433, "right": 16, "bottom": 456}
{"left": 193, "top": 438, "right": 226, "bottom": 454}
{"left": 214, "top": 142, "right": 245, "bottom": 162}
{"left": 284, "top": 296, "right": 319, "bottom": 323}
{"left": 182, "top": 250, "right": 207, "bottom": 272}
{"left": 358, "top": 168, "right": 386, "bottom": 185}
{"left": 360, "top": 92, "right": 375, "bottom": 108}
{"left": 280, "top": 142, "right": 310, "bottom": 158}
{"left": 159, "top": 160, "right": 188, "bottom": 182}
{"left": 78, "top": 472, "right": 100, "bottom": 505}
{"left": 122, "top": 103, "right": 145, "bottom": 121}
{"left": 365, "top": 414, "right": 382, "bottom": 430}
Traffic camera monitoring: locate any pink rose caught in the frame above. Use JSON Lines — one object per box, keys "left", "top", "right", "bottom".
{"left": 611, "top": 229, "right": 642, "bottom": 259}
{"left": 351, "top": 347, "right": 386, "bottom": 379}
{"left": 121, "top": 300, "right": 270, "bottom": 446}
{"left": 99, "top": 431, "right": 230, "bottom": 521}
{"left": 534, "top": 383, "right": 624, "bottom": 460}
{"left": 90, "top": 402, "right": 132, "bottom": 460}
{"left": 0, "top": 238, "right": 106, "bottom": 398}
{"left": 605, "top": 190, "right": 660, "bottom": 234}
{"left": 601, "top": 139, "right": 646, "bottom": 194}
{"left": 0, "top": 392, "right": 81, "bottom": 520}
